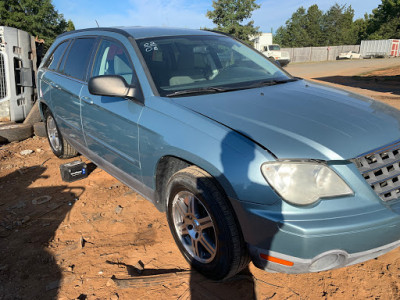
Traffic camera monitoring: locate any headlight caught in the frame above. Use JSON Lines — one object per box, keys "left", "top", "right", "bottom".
{"left": 261, "top": 161, "right": 353, "bottom": 206}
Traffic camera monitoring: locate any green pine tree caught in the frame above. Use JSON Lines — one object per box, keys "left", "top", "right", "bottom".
{"left": 367, "top": 0, "right": 400, "bottom": 39}
{"left": 206, "top": 0, "right": 260, "bottom": 44}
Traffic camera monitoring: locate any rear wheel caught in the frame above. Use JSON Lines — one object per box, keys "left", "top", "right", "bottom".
{"left": 44, "top": 110, "right": 77, "bottom": 158}
{"left": 166, "top": 166, "right": 250, "bottom": 280}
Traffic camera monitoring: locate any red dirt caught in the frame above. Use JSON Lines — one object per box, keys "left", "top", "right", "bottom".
{"left": 1, "top": 67, "right": 400, "bottom": 300}
{"left": 363, "top": 65, "right": 400, "bottom": 77}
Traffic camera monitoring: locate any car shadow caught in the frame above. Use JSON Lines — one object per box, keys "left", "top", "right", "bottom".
{"left": 0, "top": 166, "right": 84, "bottom": 299}
{"left": 189, "top": 266, "right": 256, "bottom": 299}
{"left": 313, "top": 75, "right": 400, "bottom": 95}
{"left": 109, "top": 262, "right": 257, "bottom": 299}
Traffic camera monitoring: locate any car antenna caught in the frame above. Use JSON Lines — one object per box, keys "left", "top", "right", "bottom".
{"left": 95, "top": 20, "right": 100, "bottom": 28}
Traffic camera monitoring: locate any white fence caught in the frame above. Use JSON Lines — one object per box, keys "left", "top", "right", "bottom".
{"left": 281, "top": 45, "right": 360, "bottom": 63}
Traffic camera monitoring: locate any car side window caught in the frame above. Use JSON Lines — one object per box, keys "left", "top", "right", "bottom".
{"left": 62, "top": 38, "right": 97, "bottom": 81}
{"left": 92, "top": 39, "right": 134, "bottom": 84}
{"left": 57, "top": 42, "right": 72, "bottom": 73}
{"left": 44, "top": 40, "right": 69, "bottom": 70}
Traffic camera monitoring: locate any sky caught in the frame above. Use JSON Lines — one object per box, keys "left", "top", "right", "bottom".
{"left": 53, "top": 0, "right": 382, "bottom": 33}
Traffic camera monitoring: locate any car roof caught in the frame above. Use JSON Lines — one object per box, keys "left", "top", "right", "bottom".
{"left": 121, "top": 26, "right": 220, "bottom": 39}
{"left": 58, "top": 26, "right": 222, "bottom": 40}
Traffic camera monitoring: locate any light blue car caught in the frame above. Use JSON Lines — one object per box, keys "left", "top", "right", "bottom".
{"left": 37, "top": 27, "right": 400, "bottom": 280}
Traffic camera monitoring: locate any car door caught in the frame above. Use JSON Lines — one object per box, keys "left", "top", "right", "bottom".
{"left": 39, "top": 39, "right": 70, "bottom": 118}
{"left": 50, "top": 37, "right": 98, "bottom": 146}
{"left": 80, "top": 38, "right": 143, "bottom": 182}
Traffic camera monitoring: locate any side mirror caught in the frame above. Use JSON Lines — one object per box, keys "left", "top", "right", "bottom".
{"left": 88, "top": 75, "right": 137, "bottom": 98}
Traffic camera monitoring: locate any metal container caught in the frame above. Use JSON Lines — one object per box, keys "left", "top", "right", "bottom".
{"left": 360, "top": 39, "right": 400, "bottom": 58}
{"left": 0, "top": 26, "right": 36, "bottom": 122}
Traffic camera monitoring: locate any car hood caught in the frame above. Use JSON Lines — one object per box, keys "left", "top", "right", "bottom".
{"left": 171, "top": 80, "right": 400, "bottom": 160}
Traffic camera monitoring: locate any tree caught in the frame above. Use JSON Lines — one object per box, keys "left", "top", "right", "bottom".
{"left": 273, "top": 1, "right": 400, "bottom": 48}
{"left": 274, "top": 5, "right": 324, "bottom": 47}
{"left": 305, "top": 5, "right": 324, "bottom": 46}
{"left": 206, "top": 0, "right": 260, "bottom": 44}
{"left": 274, "top": 26, "right": 291, "bottom": 47}
{"left": 322, "top": 4, "right": 357, "bottom": 45}
{"left": 66, "top": 20, "right": 75, "bottom": 32}
{"left": 274, "top": 3, "right": 362, "bottom": 47}
{"left": 0, "top": 0, "right": 73, "bottom": 48}
{"left": 352, "top": 14, "right": 369, "bottom": 44}
{"left": 367, "top": 0, "right": 400, "bottom": 39}
{"left": 278, "top": 7, "right": 309, "bottom": 47}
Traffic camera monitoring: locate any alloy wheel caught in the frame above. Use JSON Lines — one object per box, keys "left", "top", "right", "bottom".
{"left": 171, "top": 191, "right": 217, "bottom": 263}
{"left": 46, "top": 115, "right": 61, "bottom": 152}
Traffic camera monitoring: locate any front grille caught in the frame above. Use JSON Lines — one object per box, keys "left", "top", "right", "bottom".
{"left": 0, "top": 52, "right": 6, "bottom": 99}
{"left": 354, "top": 141, "right": 400, "bottom": 202}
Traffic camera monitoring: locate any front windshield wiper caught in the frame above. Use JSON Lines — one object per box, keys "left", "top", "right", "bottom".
{"left": 249, "top": 78, "right": 298, "bottom": 88}
{"left": 166, "top": 87, "right": 228, "bottom": 97}
{"left": 165, "top": 78, "right": 299, "bottom": 97}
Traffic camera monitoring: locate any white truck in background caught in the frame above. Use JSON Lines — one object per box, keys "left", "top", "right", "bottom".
{"left": 0, "top": 26, "right": 44, "bottom": 143}
{"left": 251, "top": 33, "right": 291, "bottom": 67}
{"left": 0, "top": 26, "right": 36, "bottom": 122}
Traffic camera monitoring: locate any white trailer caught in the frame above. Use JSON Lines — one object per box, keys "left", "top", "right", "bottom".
{"left": 360, "top": 39, "right": 400, "bottom": 58}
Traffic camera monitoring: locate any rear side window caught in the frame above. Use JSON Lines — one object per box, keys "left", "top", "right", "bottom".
{"left": 63, "top": 38, "right": 97, "bottom": 81}
{"left": 44, "top": 41, "right": 69, "bottom": 70}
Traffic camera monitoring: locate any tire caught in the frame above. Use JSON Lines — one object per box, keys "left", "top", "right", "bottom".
{"left": 33, "top": 122, "right": 46, "bottom": 137}
{"left": 0, "top": 123, "right": 33, "bottom": 142}
{"left": 44, "top": 110, "right": 78, "bottom": 158}
{"left": 166, "top": 166, "right": 250, "bottom": 280}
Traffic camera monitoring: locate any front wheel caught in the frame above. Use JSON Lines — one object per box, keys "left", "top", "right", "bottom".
{"left": 45, "top": 110, "right": 78, "bottom": 159}
{"left": 166, "top": 166, "right": 250, "bottom": 280}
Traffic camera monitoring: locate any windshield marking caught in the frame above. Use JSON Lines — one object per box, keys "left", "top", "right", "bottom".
{"left": 143, "top": 41, "right": 158, "bottom": 52}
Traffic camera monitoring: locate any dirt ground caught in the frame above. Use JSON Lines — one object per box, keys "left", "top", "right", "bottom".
{"left": 1, "top": 65, "right": 400, "bottom": 300}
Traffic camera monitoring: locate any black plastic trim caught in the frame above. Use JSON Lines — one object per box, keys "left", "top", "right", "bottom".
{"left": 57, "top": 27, "right": 133, "bottom": 39}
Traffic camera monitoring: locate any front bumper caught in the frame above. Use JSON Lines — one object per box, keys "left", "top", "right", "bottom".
{"left": 250, "top": 239, "right": 400, "bottom": 273}
{"left": 230, "top": 196, "right": 400, "bottom": 274}
{"left": 277, "top": 59, "right": 290, "bottom": 66}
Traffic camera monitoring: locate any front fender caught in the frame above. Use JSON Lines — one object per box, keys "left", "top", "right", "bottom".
{"left": 139, "top": 96, "right": 279, "bottom": 205}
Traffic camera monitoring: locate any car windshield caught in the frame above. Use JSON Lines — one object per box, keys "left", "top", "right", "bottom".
{"left": 137, "top": 35, "right": 292, "bottom": 97}
{"left": 268, "top": 45, "right": 280, "bottom": 51}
